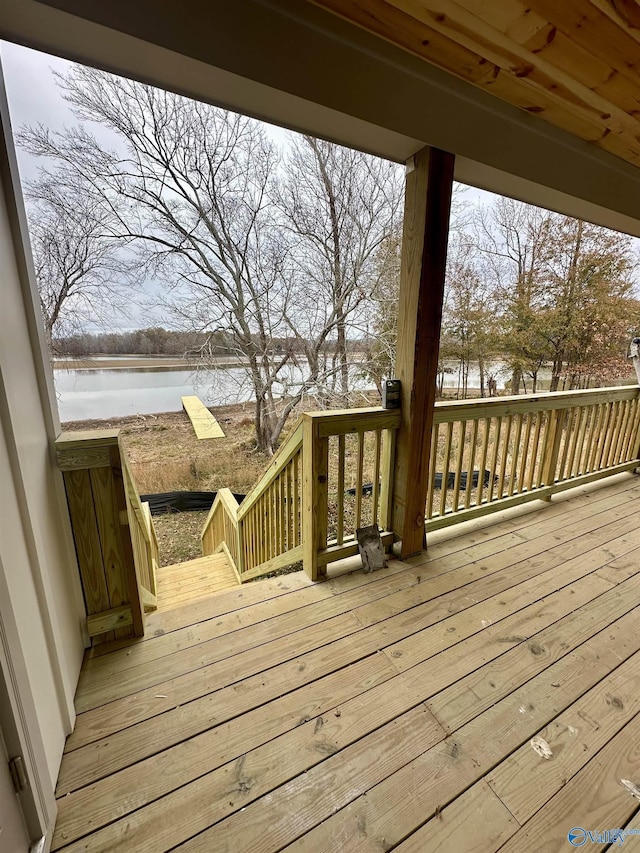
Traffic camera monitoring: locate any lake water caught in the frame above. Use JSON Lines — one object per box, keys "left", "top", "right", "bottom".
{"left": 55, "top": 363, "right": 372, "bottom": 421}
{"left": 53, "top": 360, "right": 553, "bottom": 422}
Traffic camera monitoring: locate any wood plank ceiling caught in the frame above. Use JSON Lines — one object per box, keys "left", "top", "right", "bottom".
{"left": 309, "top": 0, "right": 640, "bottom": 169}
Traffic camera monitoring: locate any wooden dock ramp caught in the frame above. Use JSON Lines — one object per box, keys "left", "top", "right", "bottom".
{"left": 181, "top": 396, "right": 225, "bottom": 440}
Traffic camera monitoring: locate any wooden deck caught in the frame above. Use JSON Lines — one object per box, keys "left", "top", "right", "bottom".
{"left": 53, "top": 473, "right": 640, "bottom": 852}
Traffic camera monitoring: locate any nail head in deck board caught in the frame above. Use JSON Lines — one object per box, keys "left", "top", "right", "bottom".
{"left": 181, "top": 395, "right": 225, "bottom": 439}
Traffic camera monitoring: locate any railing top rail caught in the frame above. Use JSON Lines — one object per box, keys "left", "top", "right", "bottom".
{"left": 238, "top": 420, "right": 304, "bottom": 519}
{"left": 202, "top": 486, "right": 239, "bottom": 540}
{"left": 433, "top": 385, "right": 640, "bottom": 423}
{"left": 119, "top": 438, "right": 152, "bottom": 545}
{"left": 216, "top": 487, "right": 240, "bottom": 516}
{"left": 56, "top": 428, "right": 120, "bottom": 448}
{"left": 305, "top": 406, "right": 401, "bottom": 437}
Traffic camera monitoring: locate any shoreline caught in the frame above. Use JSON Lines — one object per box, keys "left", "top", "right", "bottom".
{"left": 53, "top": 355, "right": 251, "bottom": 370}
{"left": 59, "top": 400, "right": 256, "bottom": 432}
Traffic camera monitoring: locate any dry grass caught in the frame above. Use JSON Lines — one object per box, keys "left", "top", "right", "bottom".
{"left": 153, "top": 511, "right": 206, "bottom": 566}
{"left": 120, "top": 411, "right": 268, "bottom": 495}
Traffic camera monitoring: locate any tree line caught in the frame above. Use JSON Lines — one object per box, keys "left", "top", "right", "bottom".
{"left": 20, "top": 65, "right": 639, "bottom": 454}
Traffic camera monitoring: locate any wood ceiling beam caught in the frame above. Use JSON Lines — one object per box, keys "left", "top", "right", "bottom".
{"left": 312, "top": 0, "right": 640, "bottom": 168}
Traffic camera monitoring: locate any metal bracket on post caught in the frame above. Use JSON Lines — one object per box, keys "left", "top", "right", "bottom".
{"left": 356, "top": 525, "right": 387, "bottom": 574}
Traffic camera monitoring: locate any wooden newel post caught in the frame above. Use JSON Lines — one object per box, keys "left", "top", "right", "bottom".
{"left": 391, "top": 146, "right": 455, "bottom": 559}
{"left": 56, "top": 430, "right": 145, "bottom": 643}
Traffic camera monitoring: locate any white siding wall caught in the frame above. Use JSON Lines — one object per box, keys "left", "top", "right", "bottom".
{"left": 0, "top": 72, "right": 86, "bottom": 793}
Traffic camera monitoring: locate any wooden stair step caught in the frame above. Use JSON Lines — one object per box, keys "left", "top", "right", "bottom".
{"left": 156, "top": 553, "right": 240, "bottom": 612}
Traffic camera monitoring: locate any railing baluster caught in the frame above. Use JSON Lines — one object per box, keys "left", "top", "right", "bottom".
{"left": 528, "top": 412, "right": 544, "bottom": 491}
{"left": 465, "top": 419, "right": 479, "bottom": 508}
{"left": 355, "top": 431, "right": 365, "bottom": 530}
{"left": 379, "top": 427, "right": 397, "bottom": 532}
{"left": 612, "top": 400, "right": 630, "bottom": 465}
{"left": 452, "top": 420, "right": 466, "bottom": 512}
{"left": 596, "top": 402, "right": 614, "bottom": 470}
{"left": 336, "top": 434, "right": 345, "bottom": 545}
{"left": 626, "top": 398, "right": 640, "bottom": 460}
{"left": 517, "top": 413, "right": 532, "bottom": 494}
{"left": 477, "top": 417, "right": 491, "bottom": 506}
{"left": 440, "top": 421, "right": 454, "bottom": 517}
{"left": 536, "top": 411, "right": 549, "bottom": 488}
{"left": 566, "top": 406, "right": 583, "bottom": 477}
{"left": 427, "top": 423, "right": 439, "bottom": 519}
{"left": 601, "top": 401, "right": 618, "bottom": 468}
{"left": 508, "top": 413, "right": 522, "bottom": 496}
{"left": 585, "top": 403, "right": 605, "bottom": 474}
{"left": 277, "top": 474, "right": 284, "bottom": 555}
{"left": 293, "top": 456, "right": 299, "bottom": 548}
{"left": 575, "top": 404, "right": 591, "bottom": 475}
{"left": 372, "top": 429, "right": 382, "bottom": 526}
{"left": 541, "top": 409, "right": 563, "bottom": 487}
{"left": 557, "top": 408, "right": 573, "bottom": 482}
{"left": 488, "top": 417, "right": 502, "bottom": 502}
{"left": 497, "top": 414, "right": 512, "bottom": 499}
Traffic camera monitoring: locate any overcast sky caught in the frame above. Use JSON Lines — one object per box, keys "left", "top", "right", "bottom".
{"left": 1, "top": 40, "right": 637, "bottom": 334}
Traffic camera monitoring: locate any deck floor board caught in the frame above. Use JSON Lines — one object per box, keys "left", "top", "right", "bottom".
{"left": 53, "top": 473, "right": 640, "bottom": 852}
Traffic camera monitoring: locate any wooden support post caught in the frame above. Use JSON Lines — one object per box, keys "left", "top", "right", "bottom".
{"left": 302, "top": 414, "right": 329, "bottom": 581}
{"left": 391, "top": 146, "right": 455, "bottom": 559}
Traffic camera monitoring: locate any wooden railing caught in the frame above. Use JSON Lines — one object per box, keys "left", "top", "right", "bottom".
{"left": 202, "top": 408, "right": 401, "bottom": 582}
{"left": 237, "top": 421, "right": 304, "bottom": 577}
{"left": 56, "top": 430, "right": 159, "bottom": 642}
{"left": 426, "top": 386, "right": 640, "bottom": 531}
{"left": 202, "top": 422, "right": 304, "bottom": 581}
{"left": 121, "top": 447, "right": 158, "bottom": 613}
{"left": 201, "top": 488, "right": 243, "bottom": 581}
{"left": 303, "top": 408, "right": 400, "bottom": 579}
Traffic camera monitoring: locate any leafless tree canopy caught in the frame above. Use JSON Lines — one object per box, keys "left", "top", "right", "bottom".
{"left": 24, "top": 174, "right": 130, "bottom": 353}
{"left": 20, "top": 67, "right": 403, "bottom": 452}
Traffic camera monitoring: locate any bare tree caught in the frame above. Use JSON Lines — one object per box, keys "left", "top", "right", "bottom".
{"left": 475, "top": 197, "right": 553, "bottom": 394}
{"left": 20, "top": 68, "right": 401, "bottom": 452}
{"left": 443, "top": 237, "right": 499, "bottom": 398}
{"left": 24, "top": 174, "right": 128, "bottom": 354}
{"left": 278, "top": 136, "right": 403, "bottom": 404}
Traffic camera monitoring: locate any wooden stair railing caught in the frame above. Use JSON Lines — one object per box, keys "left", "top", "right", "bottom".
{"left": 201, "top": 421, "right": 304, "bottom": 582}
{"left": 201, "top": 408, "right": 402, "bottom": 582}
{"left": 56, "top": 430, "right": 158, "bottom": 643}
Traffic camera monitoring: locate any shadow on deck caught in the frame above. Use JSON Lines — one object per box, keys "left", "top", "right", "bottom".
{"left": 53, "top": 472, "right": 640, "bottom": 852}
